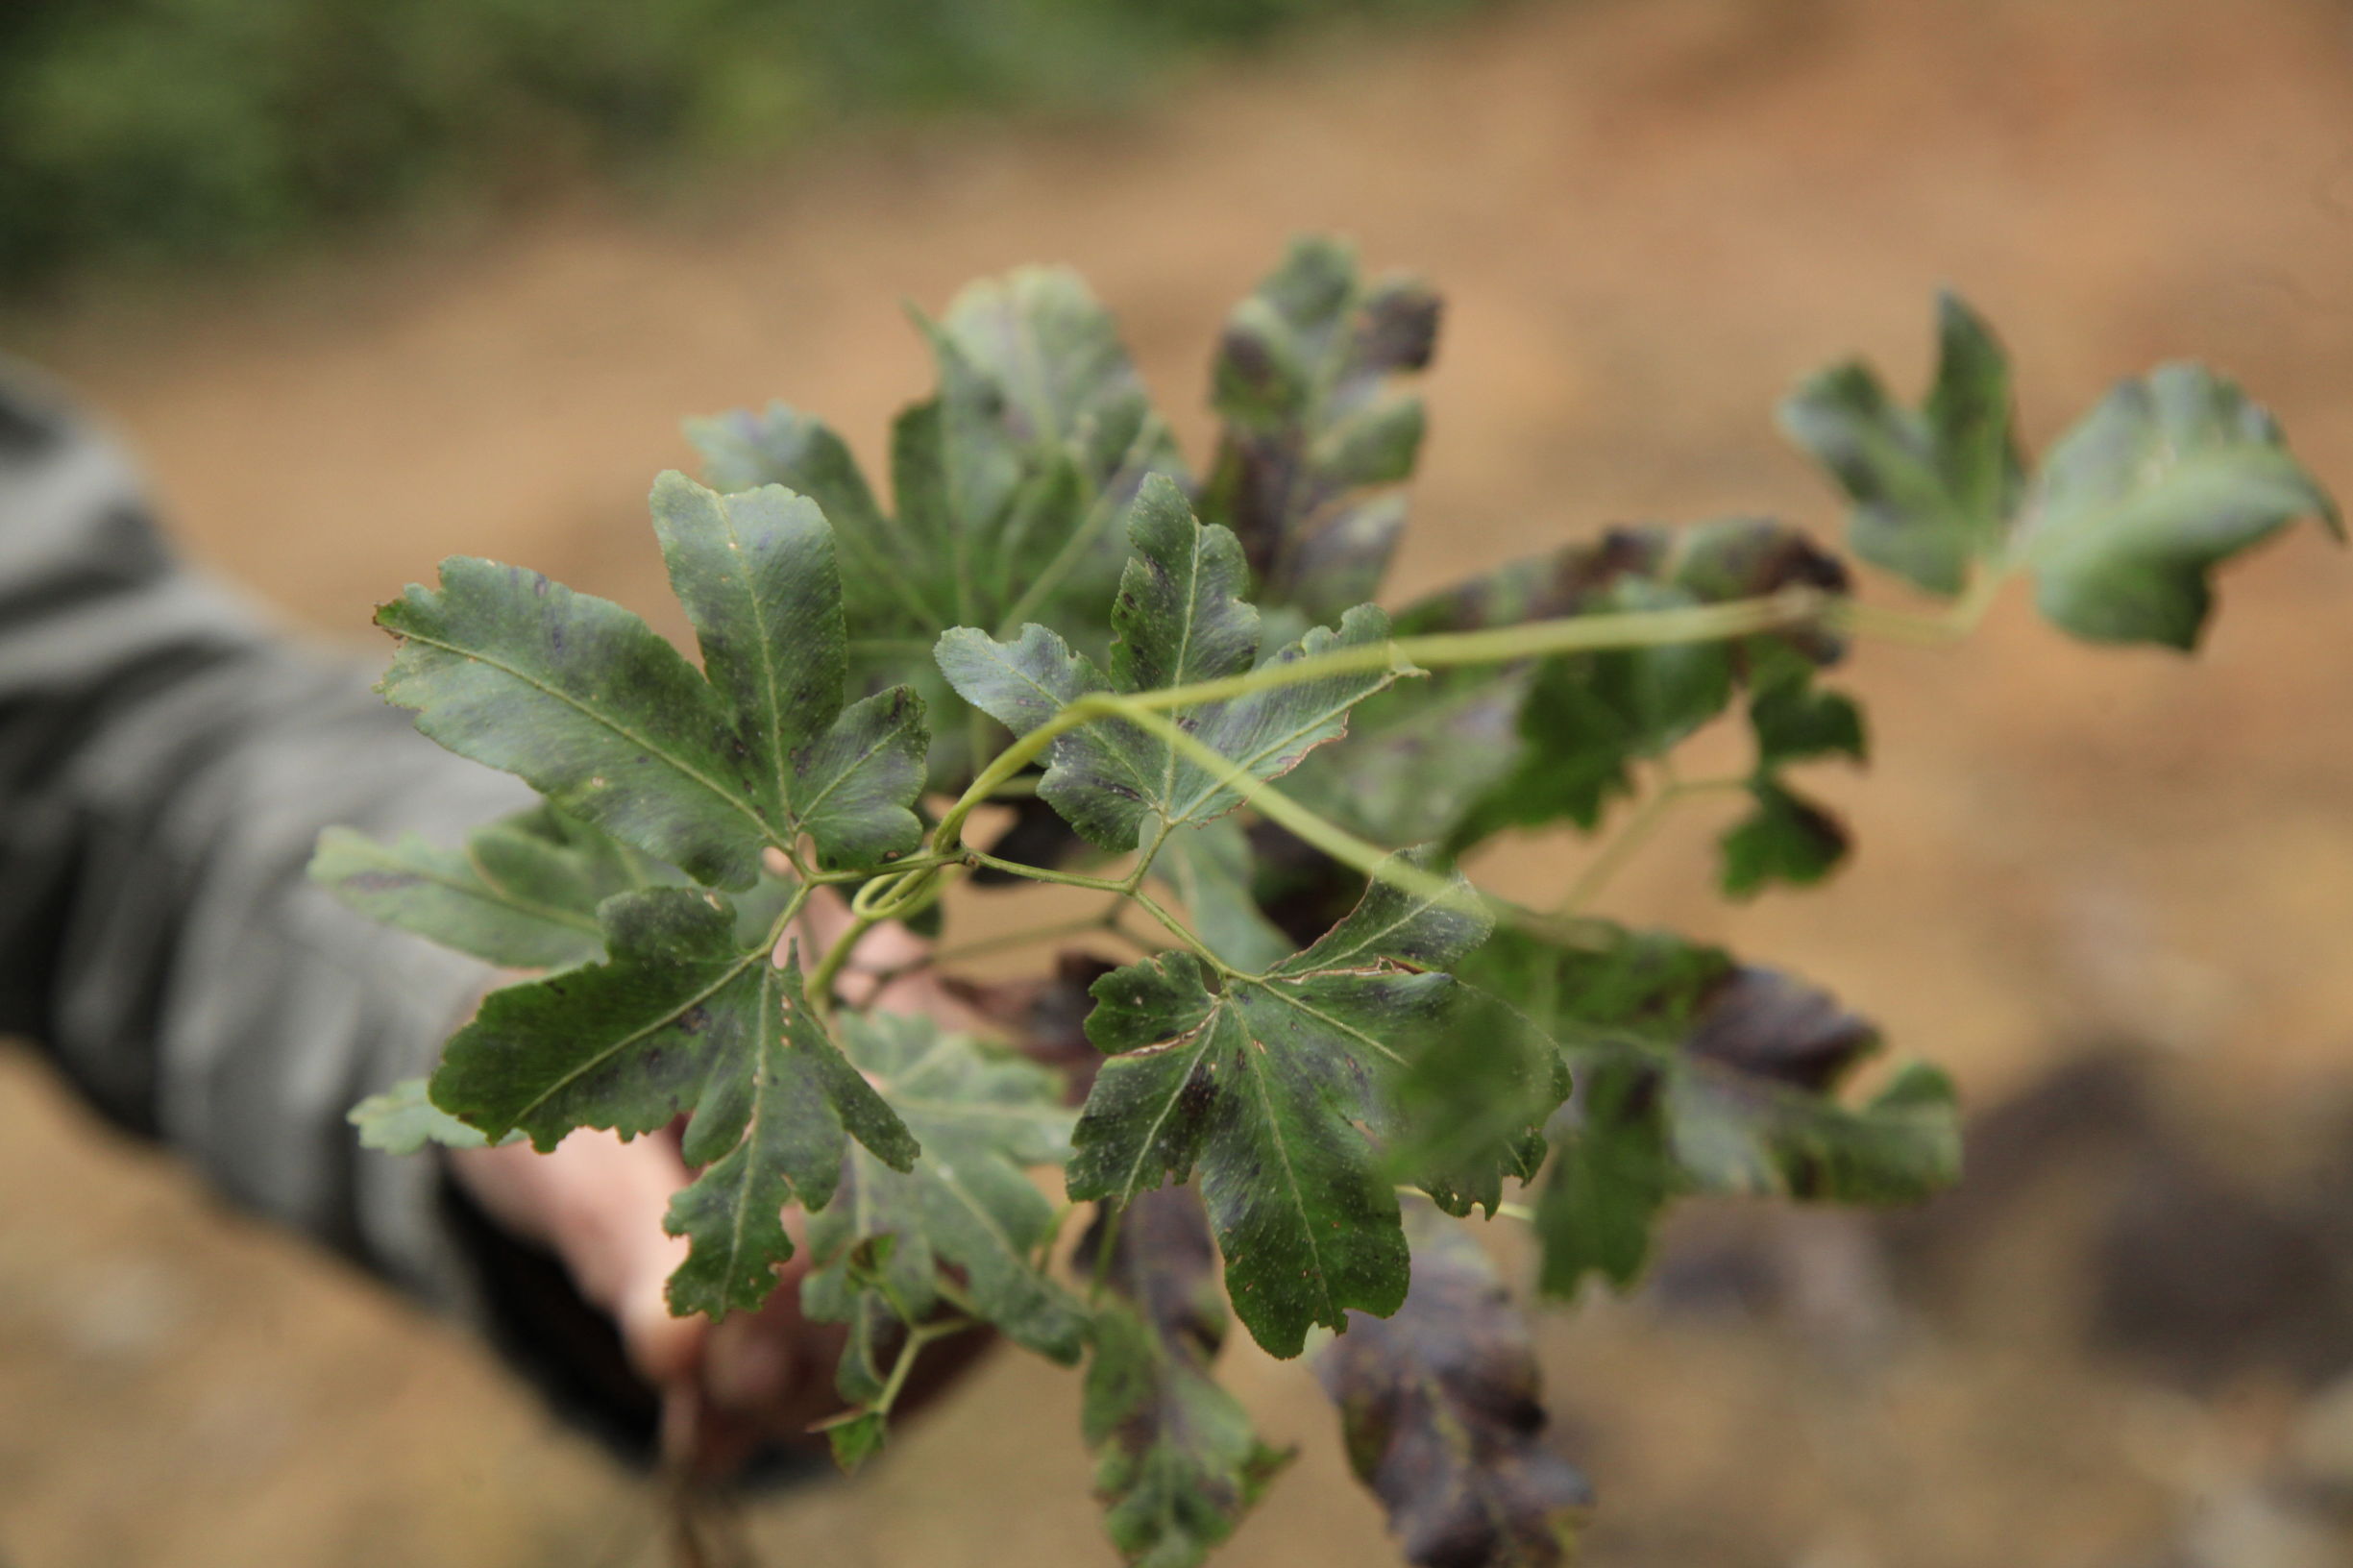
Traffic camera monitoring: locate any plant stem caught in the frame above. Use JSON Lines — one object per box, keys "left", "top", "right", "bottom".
{"left": 1825, "top": 564, "right": 2011, "bottom": 644}
{"left": 928, "top": 589, "right": 1830, "bottom": 855}
{"left": 882, "top": 909, "right": 1127, "bottom": 980}
{"left": 1096, "top": 698, "right": 1470, "bottom": 912}
{"left": 875, "top": 1315, "right": 975, "bottom": 1416}
{"left": 1128, "top": 888, "right": 1231, "bottom": 968}
{"left": 1130, "top": 587, "right": 1832, "bottom": 713}
{"left": 910, "top": 576, "right": 2001, "bottom": 992}
{"left": 1555, "top": 770, "right": 1750, "bottom": 917}
{"left": 967, "top": 851, "right": 1131, "bottom": 893}
{"left": 806, "top": 913, "right": 878, "bottom": 1022}
{"left": 1086, "top": 1200, "right": 1126, "bottom": 1307}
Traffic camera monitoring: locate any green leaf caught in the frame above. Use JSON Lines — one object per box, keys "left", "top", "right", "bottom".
{"left": 939, "top": 475, "right": 1406, "bottom": 854}
{"left": 1718, "top": 779, "right": 1850, "bottom": 898}
{"left": 803, "top": 1013, "right": 1087, "bottom": 1385}
{"left": 1314, "top": 1200, "right": 1591, "bottom": 1568}
{"left": 1747, "top": 666, "right": 1866, "bottom": 772}
{"left": 310, "top": 804, "right": 679, "bottom": 969}
{"left": 378, "top": 559, "right": 770, "bottom": 888}
{"left": 429, "top": 889, "right": 917, "bottom": 1313}
{"left": 934, "top": 265, "right": 1183, "bottom": 567}
{"left": 789, "top": 687, "right": 931, "bottom": 871}
{"left": 429, "top": 887, "right": 769, "bottom": 1146}
{"left": 1281, "top": 528, "right": 1665, "bottom": 846}
{"left": 1778, "top": 291, "right": 2023, "bottom": 596}
{"left": 1385, "top": 985, "right": 1567, "bottom": 1222}
{"left": 663, "top": 954, "right": 919, "bottom": 1319}
{"left": 1336, "top": 517, "right": 1850, "bottom": 855}
{"left": 821, "top": 1409, "right": 889, "bottom": 1474}
{"left": 1534, "top": 1056, "right": 1667, "bottom": 1295}
{"left": 690, "top": 266, "right": 1184, "bottom": 789}
{"left": 1458, "top": 924, "right": 1955, "bottom": 1297}
{"left": 1081, "top": 1187, "right": 1293, "bottom": 1568}
{"left": 350, "top": 1077, "right": 516, "bottom": 1154}
{"left": 682, "top": 402, "right": 929, "bottom": 639}
{"left": 2022, "top": 362, "right": 2342, "bottom": 649}
{"left": 1153, "top": 822, "right": 1296, "bottom": 973}
{"left": 1203, "top": 236, "right": 1438, "bottom": 618}
{"left": 650, "top": 476, "right": 846, "bottom": 798}
{"left": 1674, "top": 1059, "right": 1959, "bottom": 1205}
{"left": 1066, "top": 851, "right": 1493, "bottom": 1358}
{"left": 650, "top": 473, "right": 929, "bottom": 871}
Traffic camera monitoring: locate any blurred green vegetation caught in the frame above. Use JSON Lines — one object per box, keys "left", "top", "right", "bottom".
{"left": 0, "top": 0, "right": 1480, "bottom": 289}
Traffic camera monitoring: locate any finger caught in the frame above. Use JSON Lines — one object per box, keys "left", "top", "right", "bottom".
{"left": 704, "top": 1316, "right": 794, "bottom": 1412}
{"left": 448, "top": 1128, "right": 707, "bottom": 1387}
{"left": 619, "top": 1262, "right": 703, "bottom": 1387}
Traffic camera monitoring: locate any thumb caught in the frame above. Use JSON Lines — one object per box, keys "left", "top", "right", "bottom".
{"left": 446, "top": 1128, "right": 709, "bottom": 1389}
{"left": 615, "top": 1246, "right": 705, "bottom": 1387}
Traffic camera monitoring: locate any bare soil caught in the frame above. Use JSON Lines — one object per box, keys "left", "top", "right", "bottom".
{"left": 8, "top": 0, "right": 2353, "bottom": 1562}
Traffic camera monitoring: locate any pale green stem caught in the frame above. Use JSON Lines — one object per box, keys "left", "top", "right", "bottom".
{"left": 849, "top": 577, "right": 1993, "bottom": 1029}
{"left": 806, "top": 912, "right": 879, "bottom": 1022}
{"left": 967, "top": 851, "right": 1130, "bottom": 893}
{"left": 1825, "top": 564, "right": 2011, "bottom": 645}
{"left": 1554, "top": 771, "right": 1752, "bottom": 918}
{"left": 1089, "top": 697, "right": 1471, "bottom": 912}
{"left": 930, "top": 588, "right": 1833, "bottom": 858}
{"left": 1127, "top": 587, "right": 1831, "bottom": 714}
{"left": 872, "top": 1315, "right": 976, "bottom": 1418}
{"left": 1127, "top": 888, "right": 1229, "bottom": 968}
{"left": 1086, "top": 1200, "right": 1126, "bottom": 1308}
{"left": 879, "top": 909, "right": 1130, "bottom": 983}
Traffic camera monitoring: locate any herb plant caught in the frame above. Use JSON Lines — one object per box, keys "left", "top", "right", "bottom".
{"left": 317, "top": 236, "right": 2340, "bottom": 1567}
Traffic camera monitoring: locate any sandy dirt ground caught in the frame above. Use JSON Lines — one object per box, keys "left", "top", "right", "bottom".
{"left": 8, "top": 0, "right": 2353, "bottom": 1562}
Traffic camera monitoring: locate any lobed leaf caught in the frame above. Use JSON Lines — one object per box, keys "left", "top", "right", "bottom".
{"left": 941, "top": 475, "right": 1407, "bottom": 855}
{"left": 1280, "top": 528, "right": 1664, "bottom": 847}
{"left": 1442, "top": 518, "right": 1856, "bottom": 858}
{"left": 690, "top": 266, "right": 1184, "bottom": 789}
{"left": 650, "top": 476, "right": 846, "bottom": 807}
{"left": 663, "top": 954, "right": 919, "bottom": 1318}
{"left": 428, "top": 888, "right": 917, "bottom": 1316}
{"left": 1081, "top": 1187, "right": 1293, "bottom": 1568}
{"left": 803, "top": 1012, "right": 1088, "bottom": 1396}
{"left": 1066, "top": 851, "right": 1526, "bottom": 1358}
{"left": 1203, "top": 235, "right": 1438, "bottom": 618}
{"left": 381, "top": 478, "right": 930, "bottom": 885}
{"left": 350, "top": 1076, "right": 514, "bottom": 1154}
{"left": 377, "top": 558, "right": 769, "bottom": 889}
{"left": 1717, "top": 777, "right": 1850, "bottom": 899}
{"left": 1532, "top": 1056, "right": 1666, "bottom": 1295}
{"left": 429, "top": 887, "right": 770, "bottom": 1147}
{"left": 1314, "top": 1200, "right": 1592, "bottom": 1568}
{"left": 1778, "top": 291, "right": 2023, "bottom": 596}
{"left": 1457, "top": 924, "right": 1956, "bottom": 1297}
{"left": 1783, "top": 300, "right": 2338, "bottom": 643}
{"left": 650, "top": 473, "right": 930, "bottom": 870}
{"left": 310, "top": 804, "right": 680, "bottom": 969}
{"left": 2022, "top": 362, "right": 2341, "bottom": 649}
{"left": 1385, "top": 985, "right": 1567, "bottom": 1223}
